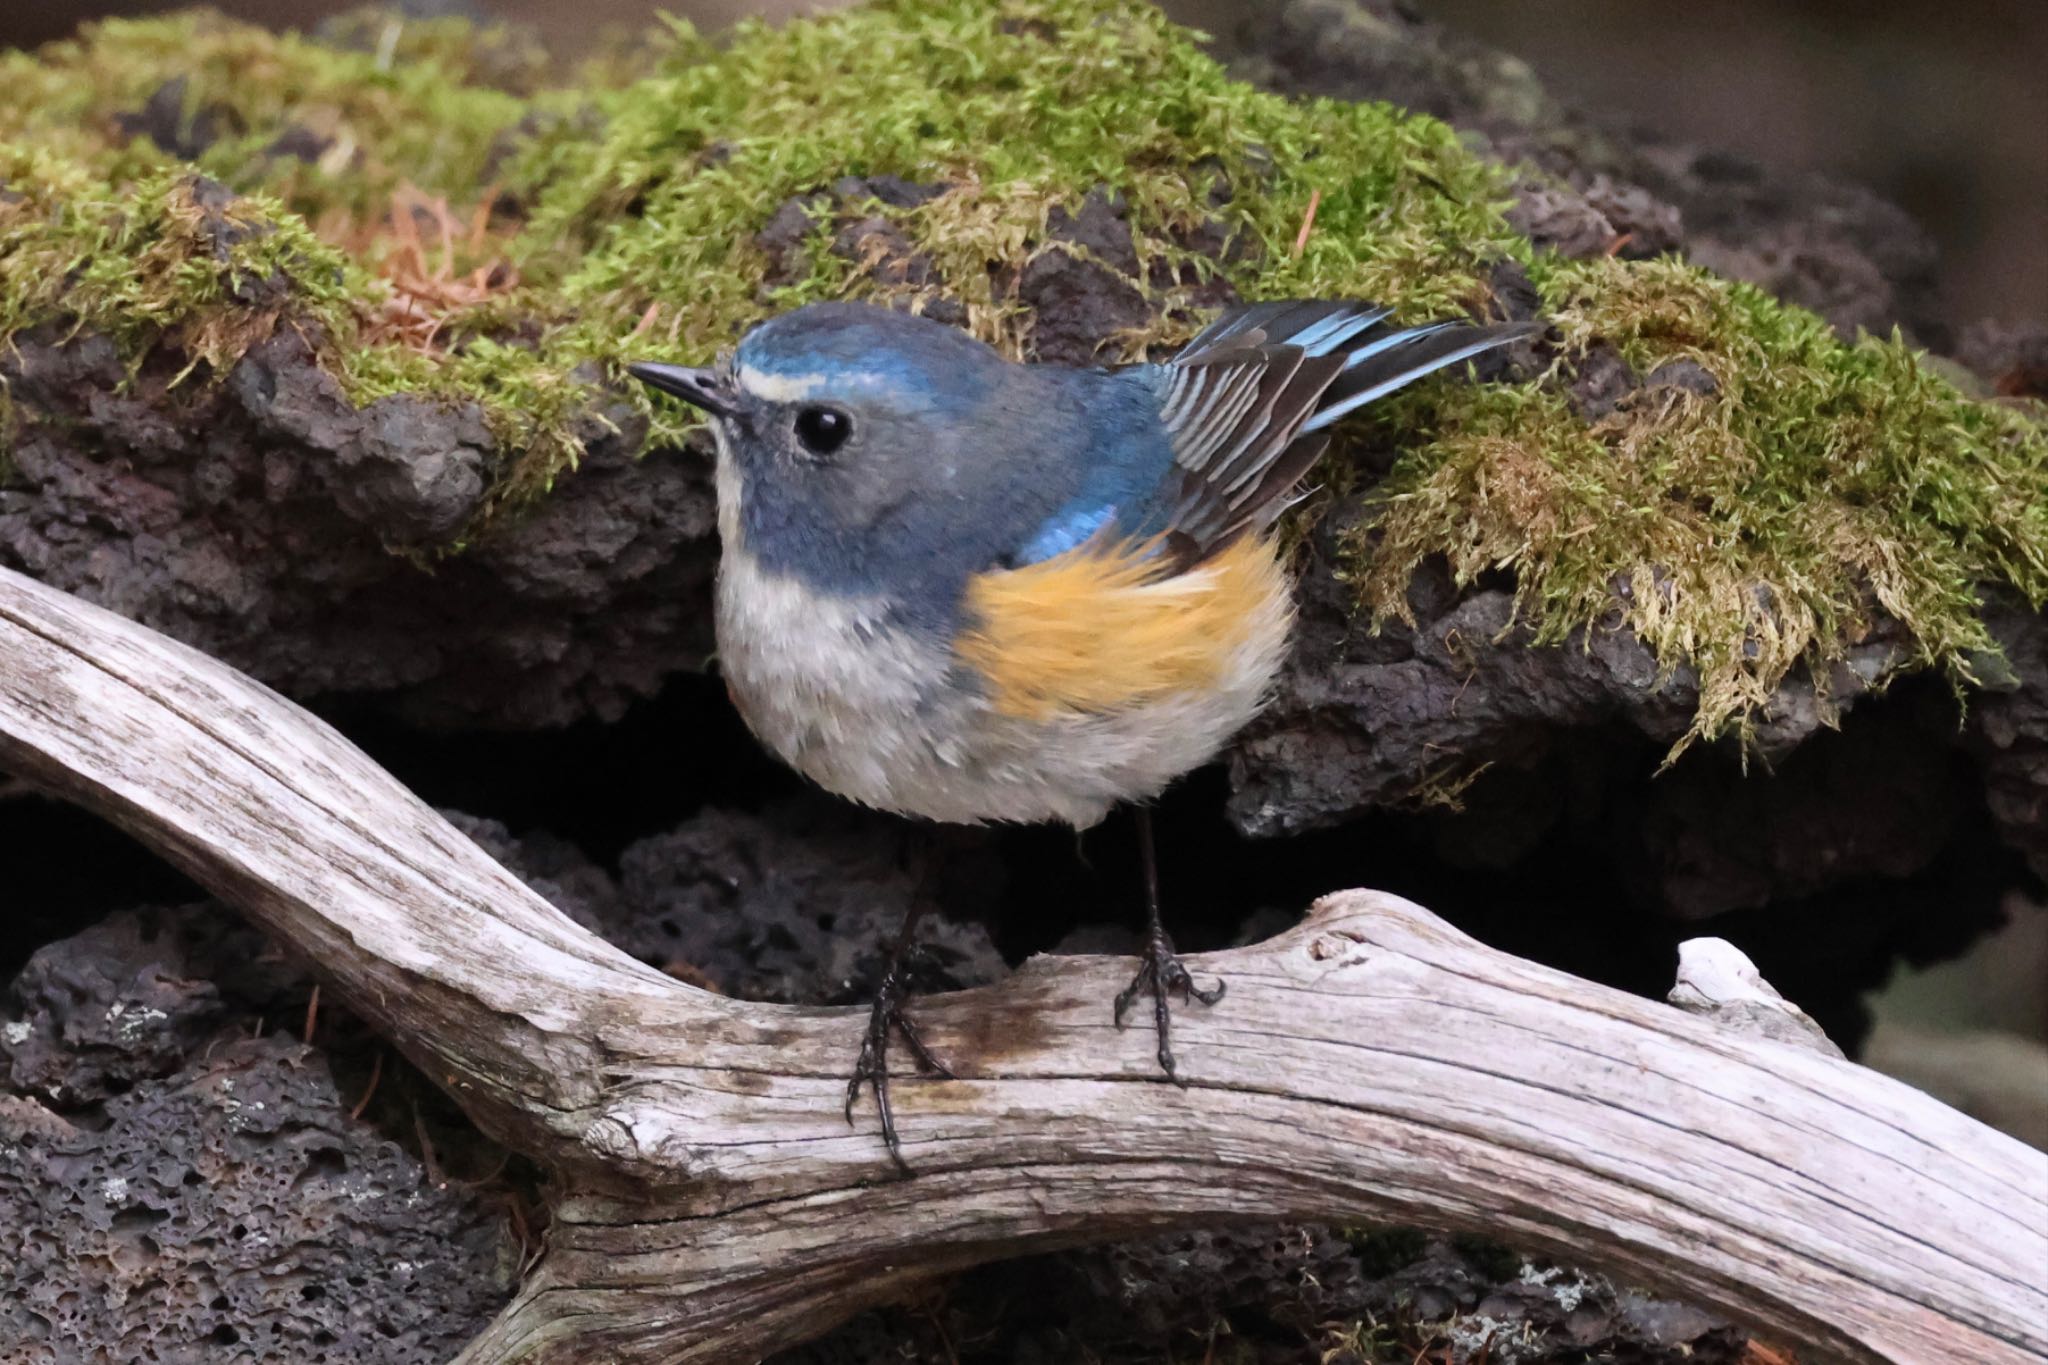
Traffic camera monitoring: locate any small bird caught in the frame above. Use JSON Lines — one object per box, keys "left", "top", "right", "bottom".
{"left": 630, "top": 298, "right": 1533, "bottom": 1161}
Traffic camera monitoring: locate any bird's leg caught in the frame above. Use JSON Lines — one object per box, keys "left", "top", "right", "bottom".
{"left": 845, "top": 879, "right": 954, "bottom": 1171}
{"left": 1112, "top": 806, "right": 1224, "bottom": 1083}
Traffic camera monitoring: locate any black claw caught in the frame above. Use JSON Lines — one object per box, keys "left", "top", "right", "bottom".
{"left": 1114, "top": 927, "right": 1225, "bottom": 1085}
{"left": 845, "top": 965, "right": 952, "bottom": 1172}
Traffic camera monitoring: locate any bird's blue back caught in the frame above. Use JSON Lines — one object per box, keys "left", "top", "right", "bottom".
{"left": 1003, "top": 369, "right": 1185, "bottom": 564}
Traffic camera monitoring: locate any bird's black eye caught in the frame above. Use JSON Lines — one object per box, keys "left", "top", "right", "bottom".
{"left": 793, "top": 405, "right": 852, "bottom": 457}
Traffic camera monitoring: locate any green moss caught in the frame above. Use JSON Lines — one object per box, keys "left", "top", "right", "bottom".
{"left": 0, "top": 10, "right": 530, "bottom": 226}
{"left": 1351, "top": 256, "right": 2048, "bottom": 750}
{"left": 0, "top": 0, "right": 2041, "bottom": 754}
{"left": 0, "top": 147, "right": 359, "bottom": 373}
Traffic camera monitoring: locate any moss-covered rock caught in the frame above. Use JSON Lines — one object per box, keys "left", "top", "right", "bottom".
{"left": 1, "top": 0, "right": 2041, "bottom": 756}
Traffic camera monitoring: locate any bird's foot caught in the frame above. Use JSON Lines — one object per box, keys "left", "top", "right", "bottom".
{"left": 1113, "top": 926, "right": 1225, "bottom": 1085}
{"left": 845, "top": 965, "right": 953, "bottom": 1172}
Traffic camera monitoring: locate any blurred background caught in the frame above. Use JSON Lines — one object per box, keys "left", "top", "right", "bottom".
{"left": 3, "top": 0, "right": 2044, "bottom": 330}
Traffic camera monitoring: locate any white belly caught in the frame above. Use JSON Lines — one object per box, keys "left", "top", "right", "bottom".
{"left": 713, "top": 541, "right": 1288, "bottom": 828}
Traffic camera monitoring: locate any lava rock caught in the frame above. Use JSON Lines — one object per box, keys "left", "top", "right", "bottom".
{"left": 1966, "top": 597, "right": 2048, "bottom": 880}
{"left": 1228, "top": 536, "right": 1703, "bottom": 840}
{"left": 753, "top": 176, "right": 963, "bottom": 322}
{"left": 0, "top": 902, "right": 516, "bottom": 1364}
{"left": 1018, "top": 188, "right": 1153, "bottom": 365}
{"left": 114, "top": 78, "right": 233, "bottom": 165}
{"left": 334, "top": 397, "right": 492, "bottom": 547}
{"left": 0, "top": 1035, "right": 516, "bottom": 1365}
{"left": 1, "top": 321, "right": 719, "bottom": 728}
{"left": 443, "top": 801, "right": 1007, "bottom": 1004}
{"left": 1956, "top": 319, "right": 2048, "bottom": 400}
{"left": 775, "top": 1222, "right": 1748, "bottom": 1365}
{"left": 2, "top": 907, "right": 286, "bottom": 1107}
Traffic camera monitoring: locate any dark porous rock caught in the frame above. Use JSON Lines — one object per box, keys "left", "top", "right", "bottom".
{"left": 3, "top": 9, "right": 2035, "bottom": 1362}
{"left": 1019, "top": 187, "right": 1155, "bottom": 365}
{"left": 1486, "top": 256, "right": 1544, "bottom": 324}
{"left": 0, "top": 903, "right": 517, "bottom": 1364}
{"left": 1661, "top": 147, "right": 1937, "bottom": 342}
{"left": 1633, "top": 700, "right": 1970, "bottom": 925}
{"left": 4, "top": 159, "right": 721, "bottom": 728}
{"left": 1644, "top": 356, "right": 1718, "bottom": 397}
{"left": 1965, "top": 597, "right": 2048, "bottom": 880}
{"left": 2, "top": 907, "right": 290, "bottom": 1108}
{"left": 439, "top": 802, "right": 1006, "bottom": 1006}
{"left": 755, "top": 191, "right": 835, "bottom": 284}
{"left": 1507, "top": 178, "right": 1628, "bottom": 261}
{"left": 262, "top": 123, "right": 334, "bottom": 165}
{"left": 184, "top": 176, "right": 302, "bottom": 312}
{"left": 0, "top": 1035, "right": 516, "bottom": 1365}
{"left": 114, "top": 77, "right": 235, "bottom": 165}
{"left": 1228, "top": 535, "right": 1700, "bottom": 840}
{"left": 831, "top": 174, "right": 945, "bottom": 210}
{"left": 1509, "top": 173, "right": 1683, "bottom": 261}
{"left": 334, "top": 397, "right": 493, "bottom": 547}
{"left": 1198, "top": 0, "right": 2046, "bottom": 920}
{"left": 831, "top": 216, "right": 965, "bottom": 325}
{"left": 777, "top": 1222, "right": 1747, "bottom": 1365}
{"left": 754, "top": 177, "right": 963, "bottom": 323}
{"left": 606, "top": 801, "right": 1006, "bottom": 1004}
{"left": 1, "top": 321, "right": 719, "bottom": 728}
{"left": 1219, "top": 510, "right": 2011, "bottom": 938}
{"left": 1568, "top": 343, "right": 1641, "bottom": 420}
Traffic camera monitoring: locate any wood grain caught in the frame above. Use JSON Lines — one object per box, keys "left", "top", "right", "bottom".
{"left": 2, "top": 563, "right": 2042, "bottom": 1365}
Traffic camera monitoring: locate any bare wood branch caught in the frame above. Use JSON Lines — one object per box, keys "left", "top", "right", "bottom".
{"left": 2, "top": 561, "right": 2043, "bottom": 1365}
{"left": 1669, "top": 936, "right": 1846, "bottom": 1056}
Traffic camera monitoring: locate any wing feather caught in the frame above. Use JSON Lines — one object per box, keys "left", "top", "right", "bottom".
{"left": 1000, "top": 302, "right": 1536, "bottom": 581}
{"left": 1148, "top": 303, "right": 1536, "bottom": 565}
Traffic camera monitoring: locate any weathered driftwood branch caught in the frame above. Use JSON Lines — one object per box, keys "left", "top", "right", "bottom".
{"left": 1, "top": 560, "right": 2043, "bottom": 1365}
{"left": 1668, "top": 936, "right": 1847, "bottom": 1057}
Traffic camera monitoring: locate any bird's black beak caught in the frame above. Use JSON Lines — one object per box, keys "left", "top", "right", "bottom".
{"left": 627, "top": 362, "right": 738, "bottom": 418}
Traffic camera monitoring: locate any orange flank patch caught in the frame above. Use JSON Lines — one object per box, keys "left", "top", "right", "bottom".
{"left": 957, "top": 535, "right": 1289, "bottom": 719}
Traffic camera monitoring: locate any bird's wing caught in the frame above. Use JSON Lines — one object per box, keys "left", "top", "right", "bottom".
{"left": 1002, "top": 302, "right": 1535, "bottom": 575}
{"left": 1145, "top": 301, "right": 1537, "bottom": 567}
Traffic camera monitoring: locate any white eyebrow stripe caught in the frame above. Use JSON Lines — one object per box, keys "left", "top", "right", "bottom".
{"left": 736, "top": 365, "right": 827, "bottom": 402}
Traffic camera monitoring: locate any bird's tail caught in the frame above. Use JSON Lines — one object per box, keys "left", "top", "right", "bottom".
{"left": 1176, "top": 298, "right": 1537, "bottom": 433}
{"left": 1302, "top": 318, "right": 1540, "bottom": 433}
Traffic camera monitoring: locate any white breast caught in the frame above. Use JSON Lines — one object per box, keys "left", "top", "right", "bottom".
{"left": 709, "top": 444, "right": 1292, "bottom": 828}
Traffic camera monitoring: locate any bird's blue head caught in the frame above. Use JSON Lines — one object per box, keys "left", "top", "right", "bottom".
{"left": 628, "top": 302, "right": 1127, "bottom": 619}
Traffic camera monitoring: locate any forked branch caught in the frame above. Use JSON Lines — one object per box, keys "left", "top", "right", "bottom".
{"left": 1, "top": 563, "right": 2042, "bottom": 1365}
